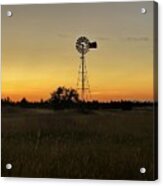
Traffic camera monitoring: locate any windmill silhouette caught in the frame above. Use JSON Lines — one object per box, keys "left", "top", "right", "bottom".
{"left": 75, "top": 36, "right": 97, "bottom": 101}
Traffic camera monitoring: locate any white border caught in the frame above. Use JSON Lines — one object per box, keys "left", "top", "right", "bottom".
{"left": 0, "top": 1, "right": 162, "bottom": 186}
{"left": 0, "top": 0, "right": 156, "bottom": 5}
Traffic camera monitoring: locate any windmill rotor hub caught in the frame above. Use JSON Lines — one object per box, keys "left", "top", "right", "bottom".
{"left": 76, "top": 36, "right": 90, "bottom": 54}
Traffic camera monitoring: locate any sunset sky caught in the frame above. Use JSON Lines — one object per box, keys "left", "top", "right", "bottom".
{"left": 2, "top": 2, "right": 155, "bottom": 102}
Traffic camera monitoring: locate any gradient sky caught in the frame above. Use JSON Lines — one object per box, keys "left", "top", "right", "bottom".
{"left": 2, "top": 2, "right": 155, "bottom": 101}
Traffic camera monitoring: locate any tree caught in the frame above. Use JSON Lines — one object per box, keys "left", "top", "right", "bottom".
{"left": 1, "top": 97, "right": 14, "bottom": 106}
{"left": 49, "top": 87, "right": 79, "bottom": 109}
{"left": 19, "top": 97, "right": 29, "bottom": 108}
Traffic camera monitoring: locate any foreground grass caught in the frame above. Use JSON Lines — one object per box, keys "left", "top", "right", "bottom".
{"left": 1, "top": 107, "right": 155, "bottom": 180}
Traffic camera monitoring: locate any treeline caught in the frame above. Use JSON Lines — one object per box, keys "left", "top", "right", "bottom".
{"left": 1, "top": 97, "right": 154, "bottom": 111}
{"left": 1, "top": 87, "right": 155, "bottom": 111}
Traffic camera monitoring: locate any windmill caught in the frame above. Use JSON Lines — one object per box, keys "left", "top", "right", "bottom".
{"left": 75, "top": 36, "right": 97, "bottom": 101}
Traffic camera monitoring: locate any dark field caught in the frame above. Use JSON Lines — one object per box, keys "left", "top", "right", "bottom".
{"left": 1, "top": 107, "right": 156, "bottom": 180}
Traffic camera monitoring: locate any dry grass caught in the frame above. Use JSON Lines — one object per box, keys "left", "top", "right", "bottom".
{"left": 1, "top": 107, "right": 155, "bottom": 180}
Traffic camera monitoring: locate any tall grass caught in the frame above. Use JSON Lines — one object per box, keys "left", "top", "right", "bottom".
{"left": 1, "top": 107, "right": 155, "bottom": 180}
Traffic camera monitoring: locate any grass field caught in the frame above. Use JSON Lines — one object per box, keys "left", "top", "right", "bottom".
{"left": 1, "top": 106, "right": 156, "bottom": 180}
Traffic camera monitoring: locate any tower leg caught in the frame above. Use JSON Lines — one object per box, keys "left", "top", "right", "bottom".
{"left": 81, "top": 51, "right": 85, "bottom": 101}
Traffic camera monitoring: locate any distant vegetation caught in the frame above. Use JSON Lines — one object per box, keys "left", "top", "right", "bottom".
{"left": 1, "top": 86, "right": 154, "bottom": 111}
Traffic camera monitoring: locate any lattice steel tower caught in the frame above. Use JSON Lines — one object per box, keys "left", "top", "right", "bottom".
{"left": 75, "top": 36, "right": 97, "bottom": 101}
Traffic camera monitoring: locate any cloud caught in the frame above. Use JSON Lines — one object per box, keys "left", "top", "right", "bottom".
{"left": 125, "top": 36, "right": 149, "bottom": 41}
{"left": 91, "top": 91, "right": 102, "bottom": 95}
{"left": 96, "top": 36, "right": 110, "bottom": 41}
{"left": 57, "top": 33, "right": 71, "bottom": 38}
